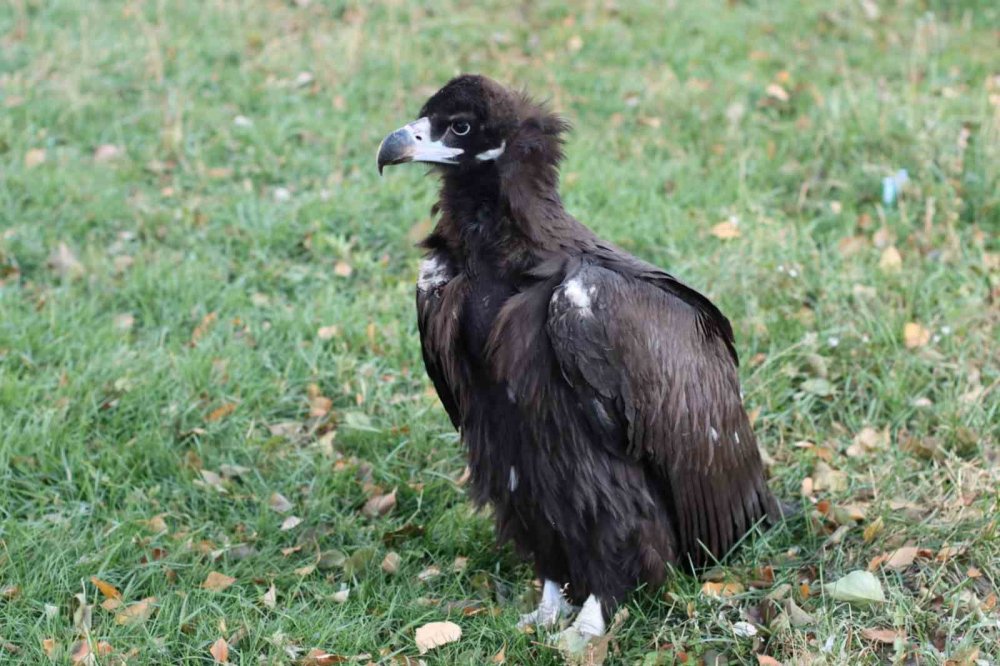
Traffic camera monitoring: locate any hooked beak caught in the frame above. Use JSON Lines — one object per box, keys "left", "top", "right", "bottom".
{"left": 376, "top": 117, "right": 464, "bottom": 174}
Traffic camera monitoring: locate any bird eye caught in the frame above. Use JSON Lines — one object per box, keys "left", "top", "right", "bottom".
{"left": 450, "top": 121, "right": 471, "bottom": 136}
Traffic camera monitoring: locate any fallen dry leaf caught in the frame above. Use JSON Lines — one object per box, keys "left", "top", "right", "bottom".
{"left": 25, "top": 148, "right": 46, "bottom": 168}
{"left": 824, "top": 570, "right": 885, "bottom": 605}
{"left": 93, "top": 144, "right": 123, "bottom": 162}
{"left": 101, "top": 597, "right": 122, "bottom": 612}
{"left": 202, "top": 572, "right": 236, "bottom": 592}
{"left": 298, "top": 648, "right": 348, "bottom": 665}
{"left": 415, "top": 621, "right": 462, "bottom": 654}
{"left": 863, "top": 516, "right": 884, "bottom": 543}
{"left": 70, "top": 640, "right": 91, "bottom": 665}
{"left": 90, "top": 577, "right": 122, "bottom": 600}
{"left": 280, "top": 515, "right": 302, "bottom": 531}
{"left": 861, "top": 628, "right": 904, "bottom": 644}
{"left": 903, "top": 322, "right": 931, "bottom": 349}
{"left": 190, "top": 312, "right": 218, "bottom": 346}
{"left": 210, "top": 637, "right": 229, "bottom": 663}
{"left": 295, "top": 564, "right": 317, "bottom": 577}
{"left": 207, "top": 403, "right": 237, "bottom": 422}
{"left": 48, "top": 243, "right": 85, "bottom": 279}
{"left": 331, "top": 587, "right": 349, "bottom": 603}
{"left": 879, "top": 246, "right": 902, "bottom": 273}
{"left": 492, "top": 644, "right": 506, "bottom": 664}
{"left": 307, "top": 384, "right": 332, "bottom": 418}
{"left": 115, "top": 596, "right": 156, "bottom": 625}
{"left": 262, "top": 584, "right": 277, "bottom": 609}
{"left": 317, "top": 325, "right": 340, "bottom": 340}
{"left": 812, "top": 461, "right": 847, "bottom": 493}
{"left": 417, "top": 565, "right": 441, "bottom": 582}
{"left": 884, "top": 546, "right": 919, "bottom": 569}
{"left": 381, "top": 551, "right": 401, "bottom": 575}
{"left": 936, "top": 545, "right": 967, "bottom": 562}
{"left": 710, "top": 220, "right": 741, "bottom": 240}
{"left": 269, "top": 493, "right": 294, "bottom": 514}
{"left": 1, "top": 585, "right": 20, "bottom": 600}
{"left": 765, "top": 83, "right": 790, "bottom": 102}
{"left": 334, "top": 261, "right": 353, "bottom": 278}
{"left": 362, "top": 489, "right": 397, "bottom": 518}
{"left": 42, "top": 638, "right": 57, "bottom": 658}
{"left": 701, "top": 581, "right": 745, "bottom": 598}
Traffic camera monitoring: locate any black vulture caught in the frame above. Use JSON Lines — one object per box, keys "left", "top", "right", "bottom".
{"left": 377, "top": 75, "right": 781, "bottom": 638}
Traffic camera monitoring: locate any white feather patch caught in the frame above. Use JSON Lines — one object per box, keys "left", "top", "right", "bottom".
{"left": 417, "top": 257, "right": 450, "bottom": 291}
{"left": 563, "top": 278, "right": 591, "bottom": 309}
{"left": 572, "top": 595, "right": 606, "bottom": 637}
{"left": 475, "top": 141, "right": 506, "bottom": 161}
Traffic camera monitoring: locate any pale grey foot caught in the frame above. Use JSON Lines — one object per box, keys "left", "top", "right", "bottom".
{"left": 517, "top": 579, "right": 573, "bottom": 630}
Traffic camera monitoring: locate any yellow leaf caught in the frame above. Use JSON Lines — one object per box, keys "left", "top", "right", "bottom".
{"left": 42, "top": 638, "right": 58, "bottom": 658}
{"left": 700, "top": 581, "right": 745, "bottom": 598}
{"left": 115, "top": 596, "right": 156, "bottom": 625}
{"left": 202, "top": 572, "right": 236, "bottom": 592}
{"left": 415, "top": 621, "right": 462, "bottom": 654}
{"left": 710, "top": 220, "right": 741, "bottom": 240}
{"left": 903, "top": 322, "right": 930, "bottom": 349}
{"left": 879, "top": 246, "right": 902, "bottom": 273}
{"left": 210, "top": 638, "right": 229, "bottom": 663}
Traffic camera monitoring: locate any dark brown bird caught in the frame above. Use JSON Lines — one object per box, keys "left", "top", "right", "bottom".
{"left": 377, "top": 75, "right": 780, "bottom": 638}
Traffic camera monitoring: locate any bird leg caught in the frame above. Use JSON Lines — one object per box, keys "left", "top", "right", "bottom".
{"left": 568, "top": 594, "right": 606, "bottom": 637}
{"left": 517, "top": 579, "right": 573, "bottom": 630}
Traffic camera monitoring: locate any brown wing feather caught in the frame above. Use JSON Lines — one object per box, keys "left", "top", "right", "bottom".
{"left": 546, "top": 262, "right": 778, "bottom": 565}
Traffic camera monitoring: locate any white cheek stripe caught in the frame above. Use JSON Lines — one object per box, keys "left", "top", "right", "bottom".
{"left": 476, "top": 141, "right": 506, "bottom": 161}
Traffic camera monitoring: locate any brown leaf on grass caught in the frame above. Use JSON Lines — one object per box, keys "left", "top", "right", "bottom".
{"left": 115, "top": 597, "right": 156, "bottom": 625}
{"left": 295, "top": 564, "right": 317, "bottom": 577}
{"left": 903, "top": 322, "right": 931, "bottom": 349}
{"left": 756, "top": 656, "right": 781, "bottom": 666}
{"left": 93, "top": 144, "right": 123, "bottom": 162}
{"left": 333, "top": 261, "right": 353, "bottom": 278}
{"left": 765, "top": 83, "right": 790, "bottom": 102}
{"left": 417, "top": 565, "right": 441, "bottom": 582}
{"left": 299, "top": 649, "right": 348, "bottom": 665}
{"left": 207, "top": 403, "right": 237, "bottom": 422}
{"left": 143, "top": 514, "right": 169, "bottom": 533}
{"left": 415, "top": 621, "right": 462, "bottom": 654}
{"left": 936, "top": 545, "right": 967, "bottom": 562}
{"left": 861, "top": 628, "right": 904, "bottom": 644}
{"left": 0, "top": 585, "right": 20, "bottom": 599}
{"left": 42, "top": 638, "right": 57, "bottom": 658}
{"left": 25, "top": 148, "right": 46, "bottom": 168}
{"left": 90, "top": 577, "right": 122, "bottom": 600}
{"left": 381, "top": 551, "right": 401, "bottom": 575}
{"left": 72, "top": 593, "right": 92, "bottom": 633}
{"left": 847, "top": 426, "right": 888, "bottom": 457}
{"left": 70, "top": 641, "right": 91, "bottom": 665}
{"left": 884, "top": 546, "right": 919, "bottom": 569}
{"left": 701, "top": 581, "right": 745, "bottom": 598}
{"left": 199, "top": 469, "right": 226, "bottom": 491}
{"left": 812, "top": 461, "right": 847, "bottom": 493}
{"left": 362, "top": 489, "right": 397, "bottom": 518}
{"left": 280, "top": 515, "right": 302, "bottom": 531}
{"left": 48, "top": 243, "right": 85, "bottom": 279}
{"left": 210, "top": 637, "right": 229, "bottom": 663}
{"left": 190, "top": 312, "right": 218, "bottom": 346}
{"left": 101, "top": 598, "right": 122, "bottom": 612}
{"left": 307, "top": 384, "right": 333, "bottom": 418}
{"left": 262, "top": 584, "right": 277, "bottom": 609}
{"left": 492, "top": 645, "right": 507, "bottom": 664}
{"left": 317, "top": 325, "right": 340, "bottom": 340}
{"left": 269, "top": 492, "right": 294, "bottom": 514}
{"left": 202, "top": 572, "right": 236, "bottom": 592}
{"left": 710, "top": 220, "right": 741, "bottom": 239}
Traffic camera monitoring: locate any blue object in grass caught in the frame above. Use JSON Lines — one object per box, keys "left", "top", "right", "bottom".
{"left": 882, "top": 169, "right": 909, "bottom": 206}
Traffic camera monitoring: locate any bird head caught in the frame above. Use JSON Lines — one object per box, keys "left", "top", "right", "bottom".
{"left": 376, "top": 75, "right": 565, "bottom": 176}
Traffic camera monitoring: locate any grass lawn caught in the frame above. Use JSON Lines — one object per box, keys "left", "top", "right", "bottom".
{"left": 1, "top": 0, "right": 998, "bottom": 663}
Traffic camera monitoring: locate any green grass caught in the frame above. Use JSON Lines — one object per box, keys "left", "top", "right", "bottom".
{"left": 1, "top": 0, "right": 997, "bottom": 663}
